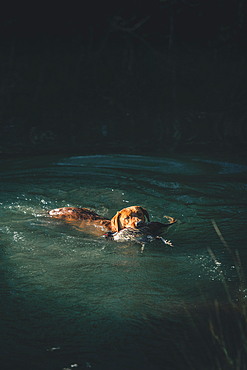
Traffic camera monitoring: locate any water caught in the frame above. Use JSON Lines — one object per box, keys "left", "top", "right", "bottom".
{"left": 0, "top": 154, "right": 247, "bottom": 369}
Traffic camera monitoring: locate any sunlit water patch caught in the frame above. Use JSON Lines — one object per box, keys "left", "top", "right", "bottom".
{"left": 0, "top": 154, "right": 247, "bottom": 369}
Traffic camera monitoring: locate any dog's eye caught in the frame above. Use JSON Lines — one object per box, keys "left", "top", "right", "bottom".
{"left": 125, "top": 216, "right": 130, "bottom": 220}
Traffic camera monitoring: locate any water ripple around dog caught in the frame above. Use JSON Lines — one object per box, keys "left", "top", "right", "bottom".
{"left": 0, "top": 154, "right": 246, "bottom": 369}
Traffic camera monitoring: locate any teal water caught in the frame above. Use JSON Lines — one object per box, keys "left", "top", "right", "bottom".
{"left": 0, "top": 154, "right": 247, "bottom": 369}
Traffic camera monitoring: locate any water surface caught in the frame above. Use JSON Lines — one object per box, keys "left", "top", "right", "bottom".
{"left": 1, "top": 154, "right": 247, "bottom": 369}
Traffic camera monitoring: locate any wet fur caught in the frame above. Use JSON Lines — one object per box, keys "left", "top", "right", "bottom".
{"left": 48, "top": 206, "right": 151, "bottom": 236}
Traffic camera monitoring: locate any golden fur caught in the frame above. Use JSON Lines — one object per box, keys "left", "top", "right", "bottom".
{"left": 48, "top": 206, "right": 150, "bottom": 236}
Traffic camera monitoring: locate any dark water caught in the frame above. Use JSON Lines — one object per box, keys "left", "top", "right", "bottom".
{"left": 0, "top": 154, "right": 247, "bottom": 369}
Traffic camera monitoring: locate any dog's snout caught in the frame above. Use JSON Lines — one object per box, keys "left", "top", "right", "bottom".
{"left": 136, "top": 220, "right": 144, "bottom": 228}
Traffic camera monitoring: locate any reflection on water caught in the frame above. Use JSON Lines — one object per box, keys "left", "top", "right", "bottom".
{"left": 0, "top": 154, "right": 247, "bottom": 369}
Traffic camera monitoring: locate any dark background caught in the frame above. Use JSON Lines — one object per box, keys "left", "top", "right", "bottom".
{"left": 1, "top": 0, "right": 246, "bottom": 158}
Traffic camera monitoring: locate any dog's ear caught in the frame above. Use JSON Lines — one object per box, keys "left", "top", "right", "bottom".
{"left": 140, "top": 207, "right": 150, "bottom": 222}
{"left": 111, "top": 211, "right": 121, "bottom": 232}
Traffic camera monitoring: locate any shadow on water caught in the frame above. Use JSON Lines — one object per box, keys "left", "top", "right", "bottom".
{"left": 0, "top": 154, "right": 247, "bottom": 369}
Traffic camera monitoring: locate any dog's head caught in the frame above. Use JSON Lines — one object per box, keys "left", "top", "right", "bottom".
{"left": 111, "top": 206, "right": 150, "bottom": 232}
